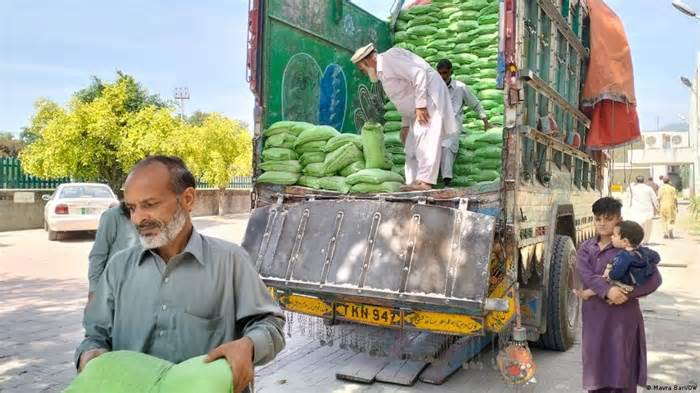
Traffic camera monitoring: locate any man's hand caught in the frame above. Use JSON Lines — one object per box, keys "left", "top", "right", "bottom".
{"left": 400, "top": 127, "right": 409, "bottom": 145}
{"left": 483, "top": 118, "right": 491, "bottom": 131}
{"left": 78, "top": 348, "right": 108, "bottom": 372}
{"left": 606, "top": 286, "right": 629, "bottom": 305}
{"left": 205, "top": 337, "right": 255, "bottom": 393}
{"left": 415, "top": 108, "right": 430, "bottom": 125}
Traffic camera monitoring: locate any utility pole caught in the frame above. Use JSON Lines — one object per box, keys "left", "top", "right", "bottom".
{"left": 174, "top": 87, "right": 190, "bottom": 120}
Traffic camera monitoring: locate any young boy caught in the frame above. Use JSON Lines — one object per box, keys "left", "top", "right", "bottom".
{"left": 576, "top": 220, "right": 660, "bottom": 299}
{"left": 575, "top": 197, "right": 662, "bottom": 393}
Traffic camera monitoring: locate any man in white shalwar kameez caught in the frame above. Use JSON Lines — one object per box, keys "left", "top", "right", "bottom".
{"left": 627, "top": 175, "right": 659, "bottom": 245}
{"left": 351, "top": 44, "right": 459, "bottom": 191}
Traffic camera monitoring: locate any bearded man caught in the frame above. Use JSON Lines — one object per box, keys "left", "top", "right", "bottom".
{"left": 75, "top": 156, "right": 285, "bottom": 393}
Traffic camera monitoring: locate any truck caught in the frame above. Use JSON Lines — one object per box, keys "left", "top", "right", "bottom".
{"left": 243, "top": 0, "right": 603, "bottom": 386}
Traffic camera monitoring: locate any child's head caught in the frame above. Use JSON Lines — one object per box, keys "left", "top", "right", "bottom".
{"left": 612, "top": 220, "right": 644, "bottom": 249}
{"left": 592, "top": 197, "right": 623, "bottom": 237}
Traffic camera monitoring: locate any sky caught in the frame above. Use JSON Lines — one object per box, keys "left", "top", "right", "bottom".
{"left": 1, "top": 0, "right": 699, "bottom": 136}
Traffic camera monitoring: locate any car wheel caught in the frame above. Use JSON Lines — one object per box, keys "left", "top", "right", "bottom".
{"left": 48, "top": 230, "right": 60, "bottom": 241}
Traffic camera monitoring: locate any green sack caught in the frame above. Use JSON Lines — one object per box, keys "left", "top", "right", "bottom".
{"left": 427, "top": 39, "right": 455, "bottom": 52}
{"left": 346, "top": 168, "right": 405, "bottom": 185}
{"left": 475, "top": 145, "right": 502, "bottom": 159}
{"left": 384, "top": 131, "right": 402, "bottom": 147}
{"left": 392, "top": 153, "right": 406, "bottom": 165}
{"left": 260, "top": 160, "right": 302, "bottom": 173}
{"left": 304, "top": 162, "right": 330, "bottom": 177}
{"left": 478, "top": 13, "right": 499, "bottom": 25}
{"left": 319, "top": 176, "right": 351, "bottom": 194}
{"left": 64, "top": 351, "right": 233, "bottom": 393}
{"left": 263, "top": 121, "right": 305, "bottom": 137}
{"left": 473, "top": 81, "right": 499, "bottom": 91}
{"left": 454, "top": 164, "right": 480, "bottom": 176}
{"left": 384, "top": 101, "right": 397, "bottom": 111}
{"left": 361, "top": 122, "right": 388, "bottom": 169}
{"left": 453, "top": 52, "right": 480, "bottom": 64}
{"left": 294, "top": 125, "right": 340, "bottom": 148}
{"left": 476, "top": 158, "right": 502, "bottom": 170}
{"left": 350, "top": 182, "right": 403, "bottom": 194}
{"left": 384, "top": 110, "right": 402, "bottom": 122}
{"left": 339, "top": 161, "right": 366, "bottom": 177}
{"left": 398, "top": 9, "right": 413, "bottom": 21}
{"left": 394, "top": 31, "right": 409, "bottom": 42}
{"left": 479, "top": 89, "right": 503, "bottom": 101}
{"left": 299, "top": 152, "right": 326, "bottom": 166}
{"left": 290, "top": 121, "right": 316, "bottom": 135}
{"left": 258, "top": 171, "right": 300, "bottom": 185}
{"left": 475, "top": 128, "right": 503, "bottom": 144}
{"left": 435, "top": 30, "right": 452, "bottom": 39}
{"left": 295, "top": 140, "right": 327, "bottom": 154}
{"left": 394, "top": 42, "right": 416, "bottom": 52}
{"left": 469, "top": 169, "right": 500, "bottom": 182}
{"left": 479, "top": 2, "right": 500, "bottom": 16}
{"left": 382, "top": 152, "right": 394, "bottom": 170}
{"left": 396, "top": 19, "right": 409, "bottom": 31}
{"left": 460, "top": 0, "right": 489, "bottom": 11}
{"left": 449, "top": 20, "right": 479, "bottom": 33}
{"left": 452, "top": 43, "right": 472, "bottom": 54}
{"left": 480, "top": 99, "right": 501, "bottom": 110}
{"left": 384, "top": 121, "right": 403, "bottom": 132}
{"left": 407, "top": 4, "right": 438, "bottom": 16}
{"left": 297, "top": 175, "right": 322, "bottom": 189}
{"left": 264, "top": 132, "right": 297, "bottom": 149}
{"left": 414, "top": 46, "right": 438, "bottom": 58}
{"left": 391, "top": 165, "right": 405, "bottom": 178}
{"left": 456, "top": 148, "right": 477, "bottom": 162}
{"left": 323, "top": 143, "right": 364, "bottom": 174}
{"left": 488, "top": 106, "right": 505, "bottom": 117}
{"left": 461, "top": 134, "right": 489, "bottom": 150}
{"left": 386, "top": 145, "right": 405, "bottom": 154}
{"left": 324, "top": 133, "right": 363, "bottom": 152}
{"left": 491, "top": 115, "right": 504, "bottom": 125}
{"left": 452, "top": 176, "right": 476, "bottom": 187}
{"left": 407, "top": 25, "right": 439, "bottom": 37}
{"left": 407, "top": 14, "right": 439, "bottom": 27}
{"left": 262, "top": 148, "right": 298, "bottom": 161}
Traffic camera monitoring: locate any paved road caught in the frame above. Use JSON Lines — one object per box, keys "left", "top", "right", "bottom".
{"left": 1, "top": 210, "right": 699, "bottom": 392}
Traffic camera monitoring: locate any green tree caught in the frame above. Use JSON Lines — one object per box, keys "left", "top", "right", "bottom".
{"left": 20, "top": 74, "right": 176, "bottom": 192}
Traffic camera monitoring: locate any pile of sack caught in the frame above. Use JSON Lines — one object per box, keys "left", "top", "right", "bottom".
{"left": 382, "top": 0, "right": 504, "bottom": 187}
{"left": 259, "top": 121, "right": 404, "bottom": 193}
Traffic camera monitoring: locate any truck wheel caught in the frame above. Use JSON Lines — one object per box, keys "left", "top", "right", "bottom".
{"left": 539, "top": 235, "right": 579, "bottom": 351}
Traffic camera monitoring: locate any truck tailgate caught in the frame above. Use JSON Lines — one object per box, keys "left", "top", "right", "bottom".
{"left": 242, "top": 199, "right": 496, "bottom": 315}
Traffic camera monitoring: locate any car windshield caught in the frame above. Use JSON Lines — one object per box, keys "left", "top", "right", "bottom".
{"left": 59, "top": 185, "right": 114, "bottom": 199}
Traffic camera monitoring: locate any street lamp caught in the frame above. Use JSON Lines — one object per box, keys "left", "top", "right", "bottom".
{"left": 682, "top": 76, "right": 696, "bottom": 90}
{"left": 672, "top": 0, "right": 700, "bottom": 19}
{"left": 681, "top": 74, "right": 699, "bottom": 198}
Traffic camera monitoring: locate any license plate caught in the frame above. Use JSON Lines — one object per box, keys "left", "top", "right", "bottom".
{"left": 334, "top": 302, "right": 403, "bottom": 327}
{"left": 80, "top": 208, "right": 98, "bottom": 215}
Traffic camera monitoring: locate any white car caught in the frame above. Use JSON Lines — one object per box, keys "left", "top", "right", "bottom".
{"left": 43, "top": 183, "right": 119, "bottom": 241}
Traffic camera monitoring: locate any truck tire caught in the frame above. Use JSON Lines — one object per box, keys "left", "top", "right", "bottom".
{"left": 539, "top": 235, "right": 579, "bottom": 351}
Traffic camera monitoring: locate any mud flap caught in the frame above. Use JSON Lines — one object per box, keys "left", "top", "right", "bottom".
{"left": 242, "top": 199, "right": 496, "bottom": 313}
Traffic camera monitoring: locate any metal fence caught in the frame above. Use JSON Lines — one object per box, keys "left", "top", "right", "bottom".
{"left": 195, "top": 176, "right": 253, "bottom": 189}
{"left": 0, "top": 157, "right": 70, "bottom": 189}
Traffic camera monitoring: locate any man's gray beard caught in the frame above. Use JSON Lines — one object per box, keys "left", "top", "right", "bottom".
{"left": 139, "top": 206, "right": 188, "bottom": 250}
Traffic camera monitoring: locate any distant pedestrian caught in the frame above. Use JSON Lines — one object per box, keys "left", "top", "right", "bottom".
{"left": 87, "top": 202, "right": 139, "bottom": 303}
{"left": 575, "top": 197, "right": 662, "bottom": 393}
{"left": 645, "top": 176, "right": 658, "bottom": 195}
{"left": 627, "top": 175, "right": 658, "bottom": 245}
{"left": 657, "top": 176, "right": 679, "bottom": 239}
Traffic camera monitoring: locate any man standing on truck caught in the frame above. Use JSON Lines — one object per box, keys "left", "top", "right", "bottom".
{"left": 351, "top": 43, "right": 458, "bottom": 191}
{"left": 435, "top": 59, "right": 490, "bottom": 186}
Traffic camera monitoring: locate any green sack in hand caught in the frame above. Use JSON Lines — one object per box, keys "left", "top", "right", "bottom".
{"left": 64, "top": 351, "right": 233, "bottom": 393}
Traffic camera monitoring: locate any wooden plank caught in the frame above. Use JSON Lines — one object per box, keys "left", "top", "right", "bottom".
{"left": 375, "top": 359, "right": 428, "bottom": 386}
{"left": 335, "top": 352, "right": 391, "bottom": 384}
{"left": 419, "top": 334, "right": 494, "bottom": 385}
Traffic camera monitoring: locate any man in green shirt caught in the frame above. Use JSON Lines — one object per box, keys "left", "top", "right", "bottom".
{"left": 87, "top": 203, "right": 139, "bottom": 302}
{"left": 77, "top": 156, "right": 285, "bottom": 393}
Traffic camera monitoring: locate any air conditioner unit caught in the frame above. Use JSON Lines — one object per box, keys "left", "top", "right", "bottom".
{"left": 672, "top": 135, "right": 683, "bottom": 146}
{"left": 645, "top": 136, "right": 658, "bottom": 148}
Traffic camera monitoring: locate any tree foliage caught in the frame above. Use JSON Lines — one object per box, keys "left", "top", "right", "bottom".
{"left": 20, "top": 73, "right": 252, "bottom": 193}
{"left": 0, "top": 132, "right": 23, "bottom": 157}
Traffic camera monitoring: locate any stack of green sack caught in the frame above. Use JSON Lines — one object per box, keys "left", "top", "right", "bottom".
{"left": 452, "top": 127, "right": 503, "bottom": 187}
{"left": 64, "top": 351, "right": 233, "bottom": 393}
{"left": 382, "top": 102, "right": 406, "bottom": 179}
{"left": 313, "top": 132, "right": 365, "bottom": 193}
{"left": 259, "top": 121, "right": 309, "bottom": 185}
{"left": 392, "top": 0, "right": 504, "bottom": 187}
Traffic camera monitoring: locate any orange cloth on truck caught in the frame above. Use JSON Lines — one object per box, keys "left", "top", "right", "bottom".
{"left": 581, "top": 0, "right": 640, "bottom": 150}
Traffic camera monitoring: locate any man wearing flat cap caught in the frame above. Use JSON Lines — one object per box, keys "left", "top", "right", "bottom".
{"left": 352, "top": 43, "right": 458, "bottom": 191}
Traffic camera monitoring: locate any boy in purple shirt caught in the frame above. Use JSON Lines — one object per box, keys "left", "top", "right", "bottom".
{"left": 573, "top": 197, "right": 662, "bottom": 393}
